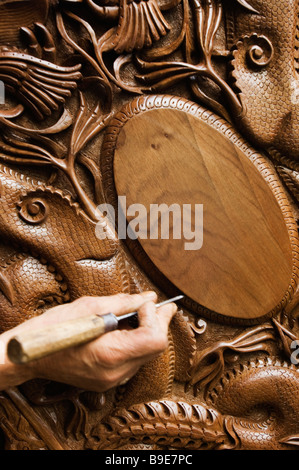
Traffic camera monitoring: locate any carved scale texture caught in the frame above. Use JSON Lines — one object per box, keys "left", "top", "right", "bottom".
{"left": 0, "top": 253, "right": 69, "bottom": 331}
{"left": 208, "top": 359, "right": 299, "bottom": 450}
{"left": 92, "top": 360, "right": 299, "bottom": 450}
{"left": 94, "top": 400, "right": 232, "bottom": 450}
{"left": 230, "top": 0, "right": 299, "bottom": 159}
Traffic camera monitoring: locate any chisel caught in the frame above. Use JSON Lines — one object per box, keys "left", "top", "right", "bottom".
{"left": 7, "top": 295, "right": 184, "bottom": 365}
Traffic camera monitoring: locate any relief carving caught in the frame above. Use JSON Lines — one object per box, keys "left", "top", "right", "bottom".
{"left": 0, "top": 0, "right": 298, "bottom": 451}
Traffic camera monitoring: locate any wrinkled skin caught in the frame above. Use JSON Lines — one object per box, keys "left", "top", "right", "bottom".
{"left": 230, "top": 0, "right": 299, "bottom": 160}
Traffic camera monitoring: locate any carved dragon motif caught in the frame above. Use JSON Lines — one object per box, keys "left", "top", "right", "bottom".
{"left": 229, "top": 0, "right": 299, "bottom": 161}
{"left": 94, "top": 358, "right": 299, "bottom": 450}
{"left": 208, "top": 358, "right": 299, "bottom": 449}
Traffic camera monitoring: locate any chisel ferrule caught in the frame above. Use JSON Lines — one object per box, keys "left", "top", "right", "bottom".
{"left": 101, "top": 313, "right": 119, "bottom": 332}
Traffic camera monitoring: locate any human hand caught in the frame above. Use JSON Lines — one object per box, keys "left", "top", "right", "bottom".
{"left": 0, "top": 292, "right": 177, "bottom": 392}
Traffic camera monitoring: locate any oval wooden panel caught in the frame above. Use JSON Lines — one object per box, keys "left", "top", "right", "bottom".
{"left": 101, "top": 96, "right": 299, "bottom": 322}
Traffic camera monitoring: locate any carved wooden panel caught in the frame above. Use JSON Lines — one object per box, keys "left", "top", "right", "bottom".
{"left": 0, "top": 0, "right": 299, "bottom": 450}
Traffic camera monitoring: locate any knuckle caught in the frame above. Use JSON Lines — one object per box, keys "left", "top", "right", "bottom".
{"left": 73, "top": 296, "right": 94, "bottom": 307}
{"left": 115, "top": 293, "right": 134, "bottom": 305}
{"left": 135, "top": 327, "right": 168, "bottom": 355}
{"left": 73, "top": 296, "right": 106, "bottom": 313}
{"left": 116, "top": 293, "right": 130, "bottom": 300}
{"left": 100, "top": 370, "right": 123, "bottom": 390}
{"left": 155, "top": 335, "right": 169, "bottom": 352}
{"left": 145, "top": 330, "right": 169, "bottom": 354}
{"left": 96, "top": 350, "right": 118, "bottom": 368}
{"left": 94, "top": 344, "right": 123, "bottom": 368}
{"left": 98, "top": 376, "right": 116, "bottom": 391}
{"left": 102, "top": 354, "right": 120, "bottom": 368}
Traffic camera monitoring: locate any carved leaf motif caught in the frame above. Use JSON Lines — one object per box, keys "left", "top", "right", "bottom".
{"left": 0, "top": 91, "right": 111, "bottom": 220}
{"left": 0, "top": 394, "right": 45, "bottom": 450}
{"left": 189, "top": 324, "right": 276, "bottom": 396}
{"left": 113, "top": 0, "right": 171, "bottom": 54}
{"left": 0, "top": 51, "right": 82, "bottom": 120}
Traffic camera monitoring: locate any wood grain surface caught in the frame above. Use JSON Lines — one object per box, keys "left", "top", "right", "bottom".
{"left": 113, "top": 108, "right": 294, "bottom": 320}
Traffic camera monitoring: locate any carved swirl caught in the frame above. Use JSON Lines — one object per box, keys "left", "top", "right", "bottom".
{"left": 18, "top": 197, "right": 49, "bottom": 225}
{"left": 246, "top": 35, "right": 274, "bottom": 68}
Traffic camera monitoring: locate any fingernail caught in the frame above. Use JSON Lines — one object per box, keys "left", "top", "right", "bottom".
{"left": 172, "top": 303, "right": 178, "bottom": 313}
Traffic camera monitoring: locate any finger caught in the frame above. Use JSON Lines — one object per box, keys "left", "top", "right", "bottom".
{"left": 4, "top": 292, "right": 158, "bottom": 339}
{"left": 83, "top": 361, "right": 143, "bottom": 392}
{"left": 138, "top": 301, "right": 177, "bottom": 331}
{"left": 90, "top": 348, "right": 162, "bottom": 391}
{"left": 40, "top": 290, "right": 157, "bottom": 321}
{"left": 126, "top": 301, "right": 177, "bottom": 357}
{"left": 100, "top": 360, "right": 145, "bottom": 389}
{"left": 75, "top": 291, "right": 158, "bottom": 317}
{"left": 93, "top": 302, "right": 177, "bottom": 365}
{"left": 156, "top": 302, "right": 178, "bottom": 330}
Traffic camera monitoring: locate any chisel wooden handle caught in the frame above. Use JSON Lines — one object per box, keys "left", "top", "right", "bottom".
{"left": 7, "top": 313, "right": 119, "bottom": 365}
{"left": 7, "top": 296, "right": 184, "bottom": 365}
